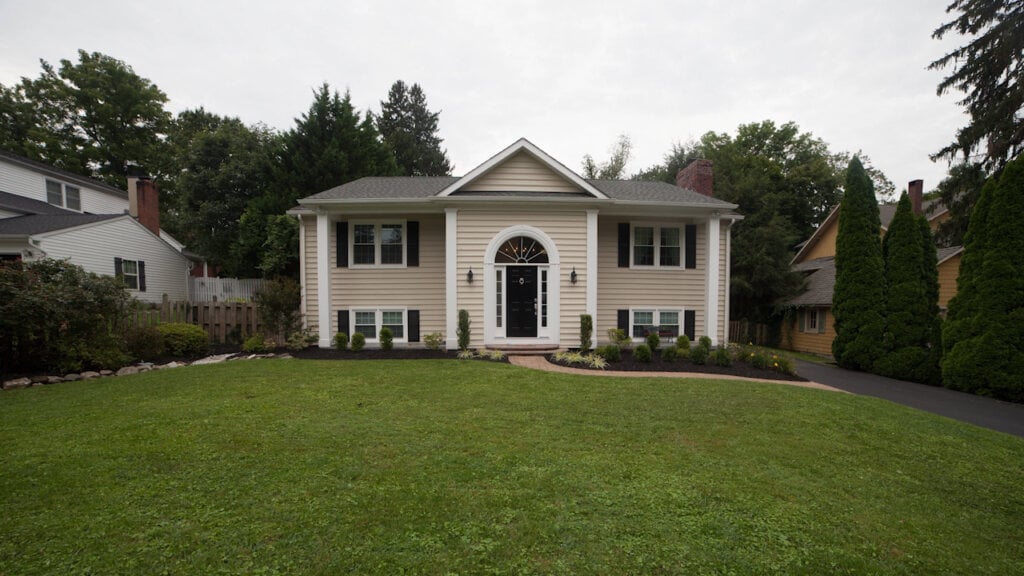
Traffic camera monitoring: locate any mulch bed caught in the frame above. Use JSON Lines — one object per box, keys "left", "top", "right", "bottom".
{"left": 548, "top": 350, "right": 808, "bottom": 382}
{"left": 291, "top": 347, "right": 460, "bottom": 361}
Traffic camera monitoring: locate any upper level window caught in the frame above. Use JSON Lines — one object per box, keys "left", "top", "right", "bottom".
{"left": 351, "top": 222, "right": 405, "bottom": 266}
{"left": 632, "top": 224, "right": 681, "bottom": 267}
{"left": 46, "top": 180, "right": 81, "bottom": 211}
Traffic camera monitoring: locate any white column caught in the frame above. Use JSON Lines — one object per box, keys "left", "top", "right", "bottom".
{"left": 298, "top": 214, "right": 307, "bottom": 329}
{"left": 705, "top": 214, "right": 721, "bottom": 346}
{"left": 586, "top": 209, "right": 598, "bottom": 337}
{"left": 723, "top": 219, "right": 732, "bottom": 346}
{"left": 445, "top": 208, "right": 458, "bottom": 350}
{"left": 316, "top": 210, "right": 332, "bottom": 348}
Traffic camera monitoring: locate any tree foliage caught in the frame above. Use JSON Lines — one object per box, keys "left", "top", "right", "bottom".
{"left": 0, "top": 50, "right": 171, "bottom": 188}
{"left": 932, "top": 161, "right": 989, "bottom": 247}
{"left": 930, "top": 0, "right": 1024, "bottom": 170}
{"left": 582, "top": 134, "right": 633, "bottom": 179}
{"left": 375, "top": 80, "right": 452, "bottom": 176}
{"left": 832, "top": 157, "right": 886, "bottom": 370}
{"left": 941, "top": 154, "right": 1024, "bottom": 401}
{"left": 875, "top": 193, "right": 941, "bottom": 384}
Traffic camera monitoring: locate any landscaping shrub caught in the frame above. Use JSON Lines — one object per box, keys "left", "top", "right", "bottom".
{"left": 661, "top": 345, "right": 679, "bottom": 362}
{"left": 691, "top": 344, "right": 709, "bottom": 365}
{"left": 379, "top": 327, "right": 394, "bottom": 351}
{"left": 676, "top": 335, "right": 690, "bottom": 352}
{"left": 286, "top": 330, "right": 315, "bottom": 351}
{"left": 457, "top": 309, "right": 471, "bottom": 351}
{"left": 334, "top": 332, "right": 349, "bottom": 351}
{"left": 457, "top": 349, "right": 475, "bottom": 360}
{"left": 580, "top": 314, "right": 593, "bottom": 354}
{"left": 770, "top": 354, "right": 796, "bottom": 376}
{"left": 254, "top": 277, "right": 301, "bottom": 338}
{"left": 123, "top": 325, "right": 165, "bottom": 362}
{"left": 423, "top": 332, "right": 444, "bottom": 350}
{"left": 350, "top": 332, "right": 365, "bottom": 352}
{"left": 607, "top": 328, "right": 631, "bottom": 350}
{"left": 242, "top": 334, "right": 270, "bottom": 353}
{"left": 699, "top": 336, "right": 712, "bottom": 350}
{"left": 646, "top": 331, "right": 660, "bottom": 351}
{"left": 157, "top": 323, "right": 209, "bottom": 357}
{"left": 596, "top": 345, "right": 621, "bottom": 363}
{"left": 750, "top": 350, "right": 770, "bottom": 370}
{"left": 634, "top": 344, "right": 652, "bottom": 362}
{"left": 713, "top": 347, "right": 732, "bottom": 367}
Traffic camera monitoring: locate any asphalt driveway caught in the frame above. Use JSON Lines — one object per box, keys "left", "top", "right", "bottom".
{"left": 796, "top": 360, "right": 1024, "bottom": 439}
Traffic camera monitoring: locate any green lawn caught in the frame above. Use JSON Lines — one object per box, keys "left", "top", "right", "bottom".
{"left": 2, "top": 359, "right": 1022, "bottom": 575}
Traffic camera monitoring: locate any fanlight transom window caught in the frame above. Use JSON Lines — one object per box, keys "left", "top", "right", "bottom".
{"left": 495, "top": 236, "right": 549, "bottom": 264}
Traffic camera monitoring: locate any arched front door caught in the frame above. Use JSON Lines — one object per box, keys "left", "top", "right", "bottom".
{"left": 485, "top": 229, "right": 559, "bottom": 344}
{"left": 496, "top": 236, "right": 547, "bottom": 338}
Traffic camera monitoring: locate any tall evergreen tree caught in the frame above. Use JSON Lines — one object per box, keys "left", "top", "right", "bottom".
{"left": 875, "top": 193, "right": 941, "bottom": 384}
{"left": 942, "top": 155, "right": 1024, "bottom": 401}
{"left": 375, "top": 80, "right": 452, "bottom": 176}
{"left": 832, "top": 157, "right": 886, "bottom": 370}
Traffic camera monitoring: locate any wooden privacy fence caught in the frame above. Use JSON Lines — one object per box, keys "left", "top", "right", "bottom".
{"left": 730, "top": 320, "right": 771, "bottom": 346}
{"left": 128, "top": 299, "right": 267, "bottom": 343}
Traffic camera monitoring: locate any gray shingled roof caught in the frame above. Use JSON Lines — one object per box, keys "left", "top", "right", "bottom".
{"left": 0, "top": 191, "right": 75, "bottom": 215}
{"left": 0, "top": 213, "right": 121, "bottom": 235}
{"left": 0, "top": 149, "right": 128, "bottom": 199}
{"left": 302, "top": 176, "right": 736, "bottom": 208}
{"left": 879, "top": 197, "right": 943, "bottom": 228}
{"left": 787, "top": 257, "right": 835, "bottom": 307}
{"left": 936, "top": 245, "right": 963, "bottom": 263}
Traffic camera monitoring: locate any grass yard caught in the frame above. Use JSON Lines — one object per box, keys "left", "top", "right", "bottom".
{"left": 2, "top": 359, "right": 1023, "bottom": 575}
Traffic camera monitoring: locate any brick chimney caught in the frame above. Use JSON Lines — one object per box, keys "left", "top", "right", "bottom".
{"left": 908, "top": 179, "right": 923, "bottom": 215}
{"left": 127, "top": 174, "right": 161, "bottom": 237}
{"left": 676, "top": 159, "right": 714, "bottom": 197}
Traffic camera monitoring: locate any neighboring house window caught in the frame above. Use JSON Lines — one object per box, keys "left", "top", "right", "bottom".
{"left": 801, "top": 309, "right": 825, "bottom": 333}
{"left": 45, "top": 179, "right": 82, "bottom": 211}
{"left": 114, "top": 258, "right": 145, "bottom": 292}
{"left": 352, "top": 309, "right": 407, "bottom": 341}
{"left": 632, "top": 224, "right": 682, "bottom": 267}
{"left": 631, "top": 309, "right": 681, "bottom": 339}
{"left": 350, "top": 222, "right": 406, "bottom": 266}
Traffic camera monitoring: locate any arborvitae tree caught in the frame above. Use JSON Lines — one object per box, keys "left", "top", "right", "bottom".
{"left": 942, "top": 155, "right": 1024, "bottom": 401}
{"left": 875, "top": 193, "right": 941, "bottom": 384}
{"left": 832, "top": 157, "right": 885, "bottom": 370}
{"left": 375, "top": 80, "right": 452, "bottom": 176}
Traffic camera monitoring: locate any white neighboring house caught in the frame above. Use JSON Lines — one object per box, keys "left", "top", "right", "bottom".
{"left": 0, "top": 149, "right": 196, "bottom": 303}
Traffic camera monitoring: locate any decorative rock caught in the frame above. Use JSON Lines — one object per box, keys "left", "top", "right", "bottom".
{"left": 115, "top": 366, "right": 140, "bottom": 377}
{"left": 63, "top": 374, "right": 81, "bottom": 382}
{"left": 46, "top": 376, "right": 63, "bottom": 385}
{"left": 192, "top": 354, "right": 235, "bottom": 366}
{"left": 100, "top": 370, "right": 113, "bottom": 376}
{"left": 277, "top": 354, "right": 293, "bottom": 360}
{"left": 159, "top": 361, "right": 181, "bottom": 369}
{"left": 3, "top": 377, "right": 31, "bottom": 390}
{"left": 31, "top": 375, "right": 50, "bottom": 384}
{"left": 80, "top": 371, "right": 100, "bottom": 380}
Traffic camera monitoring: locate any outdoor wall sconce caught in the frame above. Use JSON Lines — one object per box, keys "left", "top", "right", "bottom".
{"left": 570, "top": 266, "right": 578, "bottom": 285}
{"left": 467, "top": 267, "right": 474, "bottom": 284}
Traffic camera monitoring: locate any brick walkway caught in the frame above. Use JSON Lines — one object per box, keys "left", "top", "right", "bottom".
{"left": 508, "top": 355, "right": 844, "bottom": 393}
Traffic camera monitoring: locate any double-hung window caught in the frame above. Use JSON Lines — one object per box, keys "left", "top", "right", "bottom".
{"left": 351, "top": 222, "right": 405, "bottom": 266}
{"left": 352, "top": 309, "right": 406, "bottom": 341}
{"left": 631, "top": 309, "right": 681, "bottom": 339}
{"left": 46, "top": 180, "right": 81, "bottom": 211}
{"left": 632, "top": 224, "right": 682, "bottom": 267}
{"left": 121, "top": 259, "right": 140, "bottom": 290}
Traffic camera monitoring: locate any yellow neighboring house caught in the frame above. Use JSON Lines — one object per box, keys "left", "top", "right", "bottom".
{"left": 782, "top": 180, "right": 962, "bottom": 356}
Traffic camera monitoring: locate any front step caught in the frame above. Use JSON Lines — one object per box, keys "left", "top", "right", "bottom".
{"left": 486, "top": 344, "right": 559, "bottom": 356}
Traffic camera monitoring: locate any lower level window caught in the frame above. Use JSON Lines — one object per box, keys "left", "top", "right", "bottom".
{"left": 122, "top": 260, "right": 140, "bottom": 290}
{"left": 632, "top": 309, "right": 681, "bottom": 339}
{"left": 353, "top": 309, "right": 406, "bottom": 341}
{"left": 802, "top": 309, "right": 824, "bottom": 333}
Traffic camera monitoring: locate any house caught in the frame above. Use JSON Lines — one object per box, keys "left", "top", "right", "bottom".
{"left": 291, "top": 138, "right": 741, "bottom": 350}
{"left": 0, "top": 149, "right": 196, "bottom": 303}
{"left": 782, "top": 180, "right": 963, "bottom": 356}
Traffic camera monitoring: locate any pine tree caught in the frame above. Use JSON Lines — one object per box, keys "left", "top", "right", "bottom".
{"left": 875, "top": 193, "right": 941, "bottom": 383}
{"left": 942, "top": 155, "right": 1024, "bottom": 401}
{"left": 376, "top": 81, "right": 452, "bottom": 176}
{"left": 832, "top": 157, "right": 885, "bottom": 370}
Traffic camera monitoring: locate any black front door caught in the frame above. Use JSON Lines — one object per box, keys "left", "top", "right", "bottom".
{"left": 506, "top": 266, "right": 537, "bottom": 337}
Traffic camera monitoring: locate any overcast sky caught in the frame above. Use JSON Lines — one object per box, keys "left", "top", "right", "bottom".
{"left": 0, "top": 0, "right": 965, "bottom": 195}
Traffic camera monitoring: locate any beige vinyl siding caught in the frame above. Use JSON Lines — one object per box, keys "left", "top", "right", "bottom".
{"left": 456, "top": 209, "right": 588, "bottom": 348}
{"left": 718, "top": 222, "right": 729, "bottom": 343}
{"left": 461, "top": 152, "right": 581, "bottom": 193}
{"left": 328, "top": 215, "right": 446, "bottom": 341}
{"left": 0, "top": 159, "right": 128, "bottom": 214}
{"left": 302, "top": 216, "right": 319, "bottom": 334}
{"left": 597, "top": 217, "right": 707, "bottom": 344}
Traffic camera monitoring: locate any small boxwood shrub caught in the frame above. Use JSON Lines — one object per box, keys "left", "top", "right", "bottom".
{"left": 423, "top": 332, "right": 444, "bottom": 350}
{"left": 379, "top": 327, "right": 394, "bottom": 351}
{"left": 457, "top": 309, "right": 471, "bottom": 351}
{"left": 596, "top": 345, "right": 621, "bottom": 363}
{"left": 156, "top": 323, "right": 209, "bottom": 357}
{"left": 607, "top": 328, "right": 631, "bottom": 350}
{"left": 242, "top": 334, "right": 270, "bottom": 354}
{"left": 350, "top": 332, "right": 365, "bottom": 352}
{"left": 634, "top": 344, "right": 652, "bottom": 363}
{"left": 713, "top": 347, "right": 732, "bottom": 367}
{"left": 646, "top": 331, "right": 661, "bottom": 351}
{"left": 124, "top": 325, "right": 165, "bottom": 362}
{"left": 661, "top": 345, "right": 679, "bottom": 362}
{"left": 676, "top": 334, "right": 690, "bottom": 351}
{"left": 699, "top": 335, "right": 713, "bottom": 350}
{"left": 334, "top": 332, "right": 349, "bottom": 350}
{"left": 580, "top": 314, "right": 593, "bottom": 354}
{"left": 690, "top": 344, "right": 709, "bottom": 365}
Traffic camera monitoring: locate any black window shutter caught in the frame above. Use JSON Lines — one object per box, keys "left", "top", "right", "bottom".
{"left": 684, "top": 310, "right": 696, "bottom": 340}
{"left": 408, "top": 310, "right": 420, "bottom": 342}
{"left": 138, "top": 261, "right": 147, "bottom": 292}
{"left": 617, "top": 309, "right": 629, "bottom": 332}
{"left": 685, "top": 225, "right": 697, "bottom": 269}
{"left": 338, "top": 310, "right": 349, "bottom": 336}
{"left": 336, "top": 221, "right": 348, "bottom": 268}
{"left": 114, "top": 257, "right": 123, "bottom": 277}
{"left": 407, "top": 221, "right": 419, "bottom": 267}
{"left": 617, "top": 223, "right": 630, "bottom": 267}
